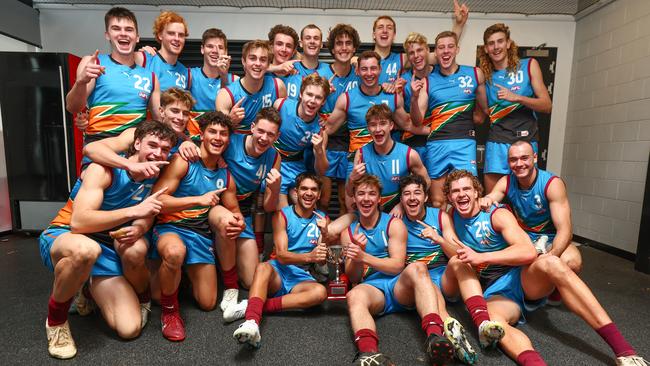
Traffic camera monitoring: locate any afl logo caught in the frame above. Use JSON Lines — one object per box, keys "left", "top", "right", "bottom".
{"left": 534, "top": 194, "right": 544, "bottom": 211}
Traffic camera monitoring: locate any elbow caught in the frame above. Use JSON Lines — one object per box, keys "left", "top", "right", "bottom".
{"left": 522, "top": 246, "right": 538, "bottom": 264}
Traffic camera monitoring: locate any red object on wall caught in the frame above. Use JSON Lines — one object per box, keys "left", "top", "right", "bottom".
{"left": 66, "top": 54, "right": 83, "bottom": 177}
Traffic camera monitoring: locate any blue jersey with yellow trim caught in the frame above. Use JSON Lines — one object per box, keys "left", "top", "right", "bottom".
{"left": 424, "top": 65, "right": 478, "bottom": 141}
{"left": 223, "top": 133, "right": 279, "bottom": 215}
{"left": 486, "top": 58, "right": 537, "bottom": 143}
{"left": 402, "top": 207, "right": 448, "bottom": 269}
{"left": 224, "top": 75, "right": 279, "bottom": 134}
{"left": 349, "top": 212, "right": 395, "bottom": 281}
{"left": 280, "top": 205, "right": 326, "bottom": 253}
{"left": 156, "top": 159, "right": 229, "bottom": 237}
{"left": 86, "top": 54, "right": 152, "bottom": 143}
{"left": 379, "top": 51, "right": 403, "bottom": 84}
{"left": 360, "top": 141, "right": 410, "bottom": 212}
{"left": 453, "top": 205, "right": 512, "bottom": 288}
{"left": 273, "top": 98, "right": 321, "bottom": 161}
{"left": 506, "top": 168, "right": 558, "bottom": 240}
{"left": 318, "top": 64, "right": 358, "bottom": 152}
{"left": 346, "top": 87, "right": 397, "bottom": 152}
{"left": 142, "top": 52, "right": 190, "bottom": 91}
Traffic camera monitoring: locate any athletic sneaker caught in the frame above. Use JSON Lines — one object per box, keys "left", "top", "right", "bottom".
{"left": 72, "top": 286, "right": 94, "bottom": 316}
{"left": 45, "top": 320, "right": 77, "bottom": 359}
{"left": 617, "top": 355, "right": 649, "bottom": 366}
{"left": 533, "top": 235, "right": 549, "bottom": 255}
{"left": 223, "top": 299, "right": 248, "bottom": 323}
{"left": 233, "top": 319, "right": 261, "bottom": 349}
{"left": 478, "top": 320, "right": 505, "bottom": 349}
{"left": 140, "top": 301, "right": 151, "bottom": 329}
{"left": 444, "top": 317, "right": 477, "bottom": 365}
{"left": 352, "top": 352, "right": 395, "bottom": 366}
{"left": 161, "top": 311, "right": 185, "bottom": 342}
{"left": 424, "top": 334, "right": 455, "bottom": 365}
{"left": 220, "top": 288, "right": 239, "bottom": 312}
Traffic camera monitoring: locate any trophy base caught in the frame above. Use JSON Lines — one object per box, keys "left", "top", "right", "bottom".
{"left": 327, "top": 280, "right": 348, "bottom": 301}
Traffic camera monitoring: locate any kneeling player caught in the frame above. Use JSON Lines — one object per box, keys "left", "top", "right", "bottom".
{"left": 39, "top": 120, "right": 176, "bottom": 358}
{"left": 231, "top": 173, "right": 349, "bottom": 348}
{"left": 442, "top": 170, "right": 647, "bottom": 365}
{"left": 151, "top": 112, "right": 244, "bottom": 341}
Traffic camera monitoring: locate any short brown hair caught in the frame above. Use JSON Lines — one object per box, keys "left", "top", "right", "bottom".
{"left": 152, "top": 11, "right": 188, "bottom": 40}
{"left": 443, "top": 170, "right": 483, "bottom": 202}
{"left": 296, "top": 172, "right": 323, "bottom": 191}
{"left": 300, "top": 24, "right": 322, "bottom": 40}
{"left": 128, "top": 120, "right": 178, "bottom": 156}
{"left": 399, "top": 174, "right": 427, "bottom": 194}
{"left": 198, "top": 111, "right": 234, "bottom": 135}
{"left": 268, "top": 24, "right": 299, "bottom": 50}
{"left": 366, "top": 104, "right": 393, "bottom": 123}
{"left": 327, "top": 24, "right": 360, "bottom": 53}
{"left": 434, "top": 31, "right": 458, "bottom": 47}
{"left": 104, "top": 7, "right": 138, "bottom": 33}
{"left": 403, "top": 32, "right": 428, "bottom": 51}
{"left": 373, "top": 15, "right": 396, "bottom": 32}
{"left": 242, "top": 40, "right": 272, "bottom": 61}
{"left": 202, "top": 28, "right": 228, "bottom": 49}
{"left": 300, "top": 74, "right": 331, "bottom": 99}
{"left": 358, "top": 50, "right": 381, "bottom": 66}
{"left": 352, "top": 174, "right": 383, "bottom": 195}
{"left": 254, "top": 107, "right": 282, "bottom": 127}
{"left": 161, "top": 87, "right": 195, "bottom": 110}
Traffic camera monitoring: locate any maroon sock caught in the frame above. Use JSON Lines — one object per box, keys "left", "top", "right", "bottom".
{"left": 354, "top": 328, "right": 379, "bottom": 353}
{"left": 47, "top": 295, "right": 73, "bottom": 327}
{"left": 160, "top": 288, "right": 179, "bottom": 315}
{"left": 596, "top": 323, "right": 636, "bottom": 357}
{"left": 245, "top": 296, "right": 264, "bottom": 324}
{"left": 262, "top": 296, "right": 282, "bottom": 313}
{"left": 421, "top": 313, "right": 444, "bottom": 337}
{"left": 137, "top": 288, "right": 151, "bottom": 304}
{"left": 465, "top": 295, "right": 491, "bottom": 329}
{"left": 516, "top": 350, "right": 547, "bottom": 366}
{"left": 255, "top": 233, "right": 265, "bottom": 254}
{"left": 222, "top": 266, "right": 239, "bottom": 289}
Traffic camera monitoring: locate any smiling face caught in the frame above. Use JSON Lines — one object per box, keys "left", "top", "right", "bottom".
{"left": 406, "top": 42, "right": 428, "bottom": 72}
{"left": 354, "top": 182, "right": 381, "bottom": 218}
{"left": 332, "top": 33, "right": 355, "bottom": 63}
{"left": 299, "top": 84, "right": 327, "bottom": 119}
{"left": 272, "top": 33, "right": 296, "bottom": 64}
{"left": 201, "top": 37, "right": 227, "bottom": 68}
{"left": 242, "top": 46, "right": 270, "bottom": 80}
{"left": 358, "top": 57, "right": 380, "bottom": 88}
{"left": 435, "top": 36, "right": 459, "bottom": 70}
{"left": 105, "top": 17, "right": 139, "bottom": 56}
{"left": 373, "top": 17, "right": 396, "bottom": 48}
{"left": 296, "top": 177, "right": 321, "bottom": 211}
{"left": 160, "top": 101, "right": 190, "bottom": 135}
{"left": 157, "top": 22, "right": 186, "bottom": 56}
{"left": 133, "top": 134, "right": 172, "bottom": 167}
{"left": 508, "top": 142, "right": 537, "bottom": 180}
{"left": 448, "top": 177, "right": 480, "bottom": 218}
{"left": 300, "top": 27, "right": 322, "bottom": 58}
{"left": 400, "top": 182, "right": 427, "bottom": 220}
{"left": 367, "top": 116, "right": 393, "bottom": 147}
{"left": 201, "top": 123, "right": 230, "bottom": 157}
{"left": 484, "top": 31, "right": 511, "bottom": 65}
{"left": 250, "top": 118, "right": 280, "bottom": 155}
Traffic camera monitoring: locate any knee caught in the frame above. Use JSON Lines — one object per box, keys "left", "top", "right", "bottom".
{"left": 446, "top": 256, "right": 464, "bottom": 271}
{"left": 539, "top": 256, "right": 571, "bottom": 282}
{"left": 405, "top": 262, "right": 428, "bottom": 280}
{"left": 563, "top": 256, "right": 582, "bottom": 274}
{"left": 161, "top": 243, "right": 186, "bottom": 268}
{"left": 197, "top": 294, "right": 217, "bottom": 311}
{"left": 313, "top": 285, "right": 328, "bottom": 304}
{"left": 256, "top": 262, "right": 273, "bottom": 277}
{"left": 346, "top": 288, "right": 363, "bottom": 308}
{"left": 72, "top": 242, "right": 102, "bottom": 267}
{"left": 116, "top": 321, "right": 141, "bottom": 340}
{"left": 121, "top": 246, "right": 147, "bottom": 268}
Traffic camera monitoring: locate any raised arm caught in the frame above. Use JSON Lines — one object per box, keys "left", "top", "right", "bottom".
{"left": 66, "top": 51, "right": 102, "bottom": 114}
{"left": 408, "top": 148, "right": 431, "bottom": 189}
{"left": 263, "top": 155, "right": 282, "bottom": 212}
{"left": 325, "top": 92, "right": 349, "bottom": 134}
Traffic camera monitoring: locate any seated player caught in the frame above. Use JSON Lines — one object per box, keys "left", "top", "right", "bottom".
{"left": 342, "top": 174, "right": 409, "bottom": 365}
{"left": 442, "top": 170, "right": 648, "bottom": 366}
{"left": 398, "top": 174, "right": 477, "bottom": 364}
{"left": 346, "top": 104, "right": 429, "bottom": 216}
{"left": 151, "top": 111, "right": 244, "bottom": 341}
{"left": 273, "top": 74, "right": 330, "bottom": 209}
{"left": 481, "top": 140, "right": 582, "bottom": 306}
{"left": 230, "top": 173, "right": 352, "bottom": 348}
{"left": 66, "top": 6, "right": 160, "bottom": 142}
{"left": 39, "top": 120, "right": 177, "bottom": 358}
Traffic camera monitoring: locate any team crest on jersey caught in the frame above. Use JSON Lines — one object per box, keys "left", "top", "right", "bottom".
{"left": 533, "top": 194, "right": 546, "bottom": 213}
{"left": 511, "top": 86, "right": 521, "bottom": 92}
{"left": 463, "top": 88, "right": 472, "bottom": 94}
{"left": 138, "top": 92, "right": 148, "bottom": 100}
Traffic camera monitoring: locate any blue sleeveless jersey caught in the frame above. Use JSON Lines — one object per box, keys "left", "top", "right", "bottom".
{"left": 319, "top": 64, "right": 359, "bottom": 152}
{"left": 402, "top": 207, "right": 448, "bottom": 269}
{"left": 378, "top": 51, "right": 403, "bottom": 85}
{"left": 424, "top": 65, "right": 478, "bottom": 141}
{"left": 284, "top": 61, "right": 331, "bottom": 100}
{"left": 224, "top": 75, "right": 279, "bottom": 134}
{"left": 142, "top": 52, "right": 190, "bottom": 91}
{"left": 452, "top": 205, "right": 512, "bottom": 288}
{"left": 86, "top": 54, "right": 153, "bottom": 142}
{"left": 360, "top": 141, "right": 410, "bottom": 211}
{"left": 349, "top": 212, "right": 395, "bottom": 280}
{"left": 223, "top": 133, "right": 279, "bottom": 215}
{"left": 399, "top": 69, "right": 427, "bottom": 148}
{"left": 486, "top": 58, "right": 538, "bottom": 143}
{"left": 156, "top": 159, "right": 230, "bottom": 237}
{"left": 346, "top": 87, "right": 398, "bottom": 152}
{"left": 280, "top": 205, "right": 326, "bottom": 253}
{"left": 187, "top": 68, "right": 237, "bottom": 140}
{"left": 506, "top": 169, "right": 558, "bottom": 240}
{"left": 273, "top": 98, "right": 321, "bottom": 161}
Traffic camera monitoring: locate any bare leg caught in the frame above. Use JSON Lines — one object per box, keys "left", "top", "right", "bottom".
{"left": 429, "top": 176, "right": 446, "bottom": 208}
{"left": 115, "top": 238, "right": 150, "bottom": 294}
{"left": 91, "top": 276, "right": 141, "bottom": 339}
{"left": 49, "top": 233, "right": 102, "bottom": 303}
{"left": 483, "top": 173, "right": 504, "bottom": 195}
{"left": 237, "top": 238, "right": 259, "bottom": 289}
{"left": 186, "top": 264, "right": 218, "bottom": 311}
{"left": 156, "top": 233, "right": 186, "bottom": 296}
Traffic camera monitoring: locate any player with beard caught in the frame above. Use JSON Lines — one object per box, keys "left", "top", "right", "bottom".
{"left": 151, "top": 112, "right": 243, "bottom": 341}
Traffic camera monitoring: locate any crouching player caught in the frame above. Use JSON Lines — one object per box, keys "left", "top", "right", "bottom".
{"left": 151, "top": 111, "right": 244, "bottom": 341}
{"left": 39, "top": 120, "right": 176, "bottom": 358}
{"left": 231, "top": 173, "right": 352, "bottom": 348}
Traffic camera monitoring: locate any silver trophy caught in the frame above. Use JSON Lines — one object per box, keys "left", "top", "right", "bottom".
{"left": 327, "top": 245, "right": 347, "bottom": 299}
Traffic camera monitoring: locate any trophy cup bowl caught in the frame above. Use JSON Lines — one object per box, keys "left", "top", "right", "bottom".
{"left": 326, "top": 245, "right": 347, "bottom": 300}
